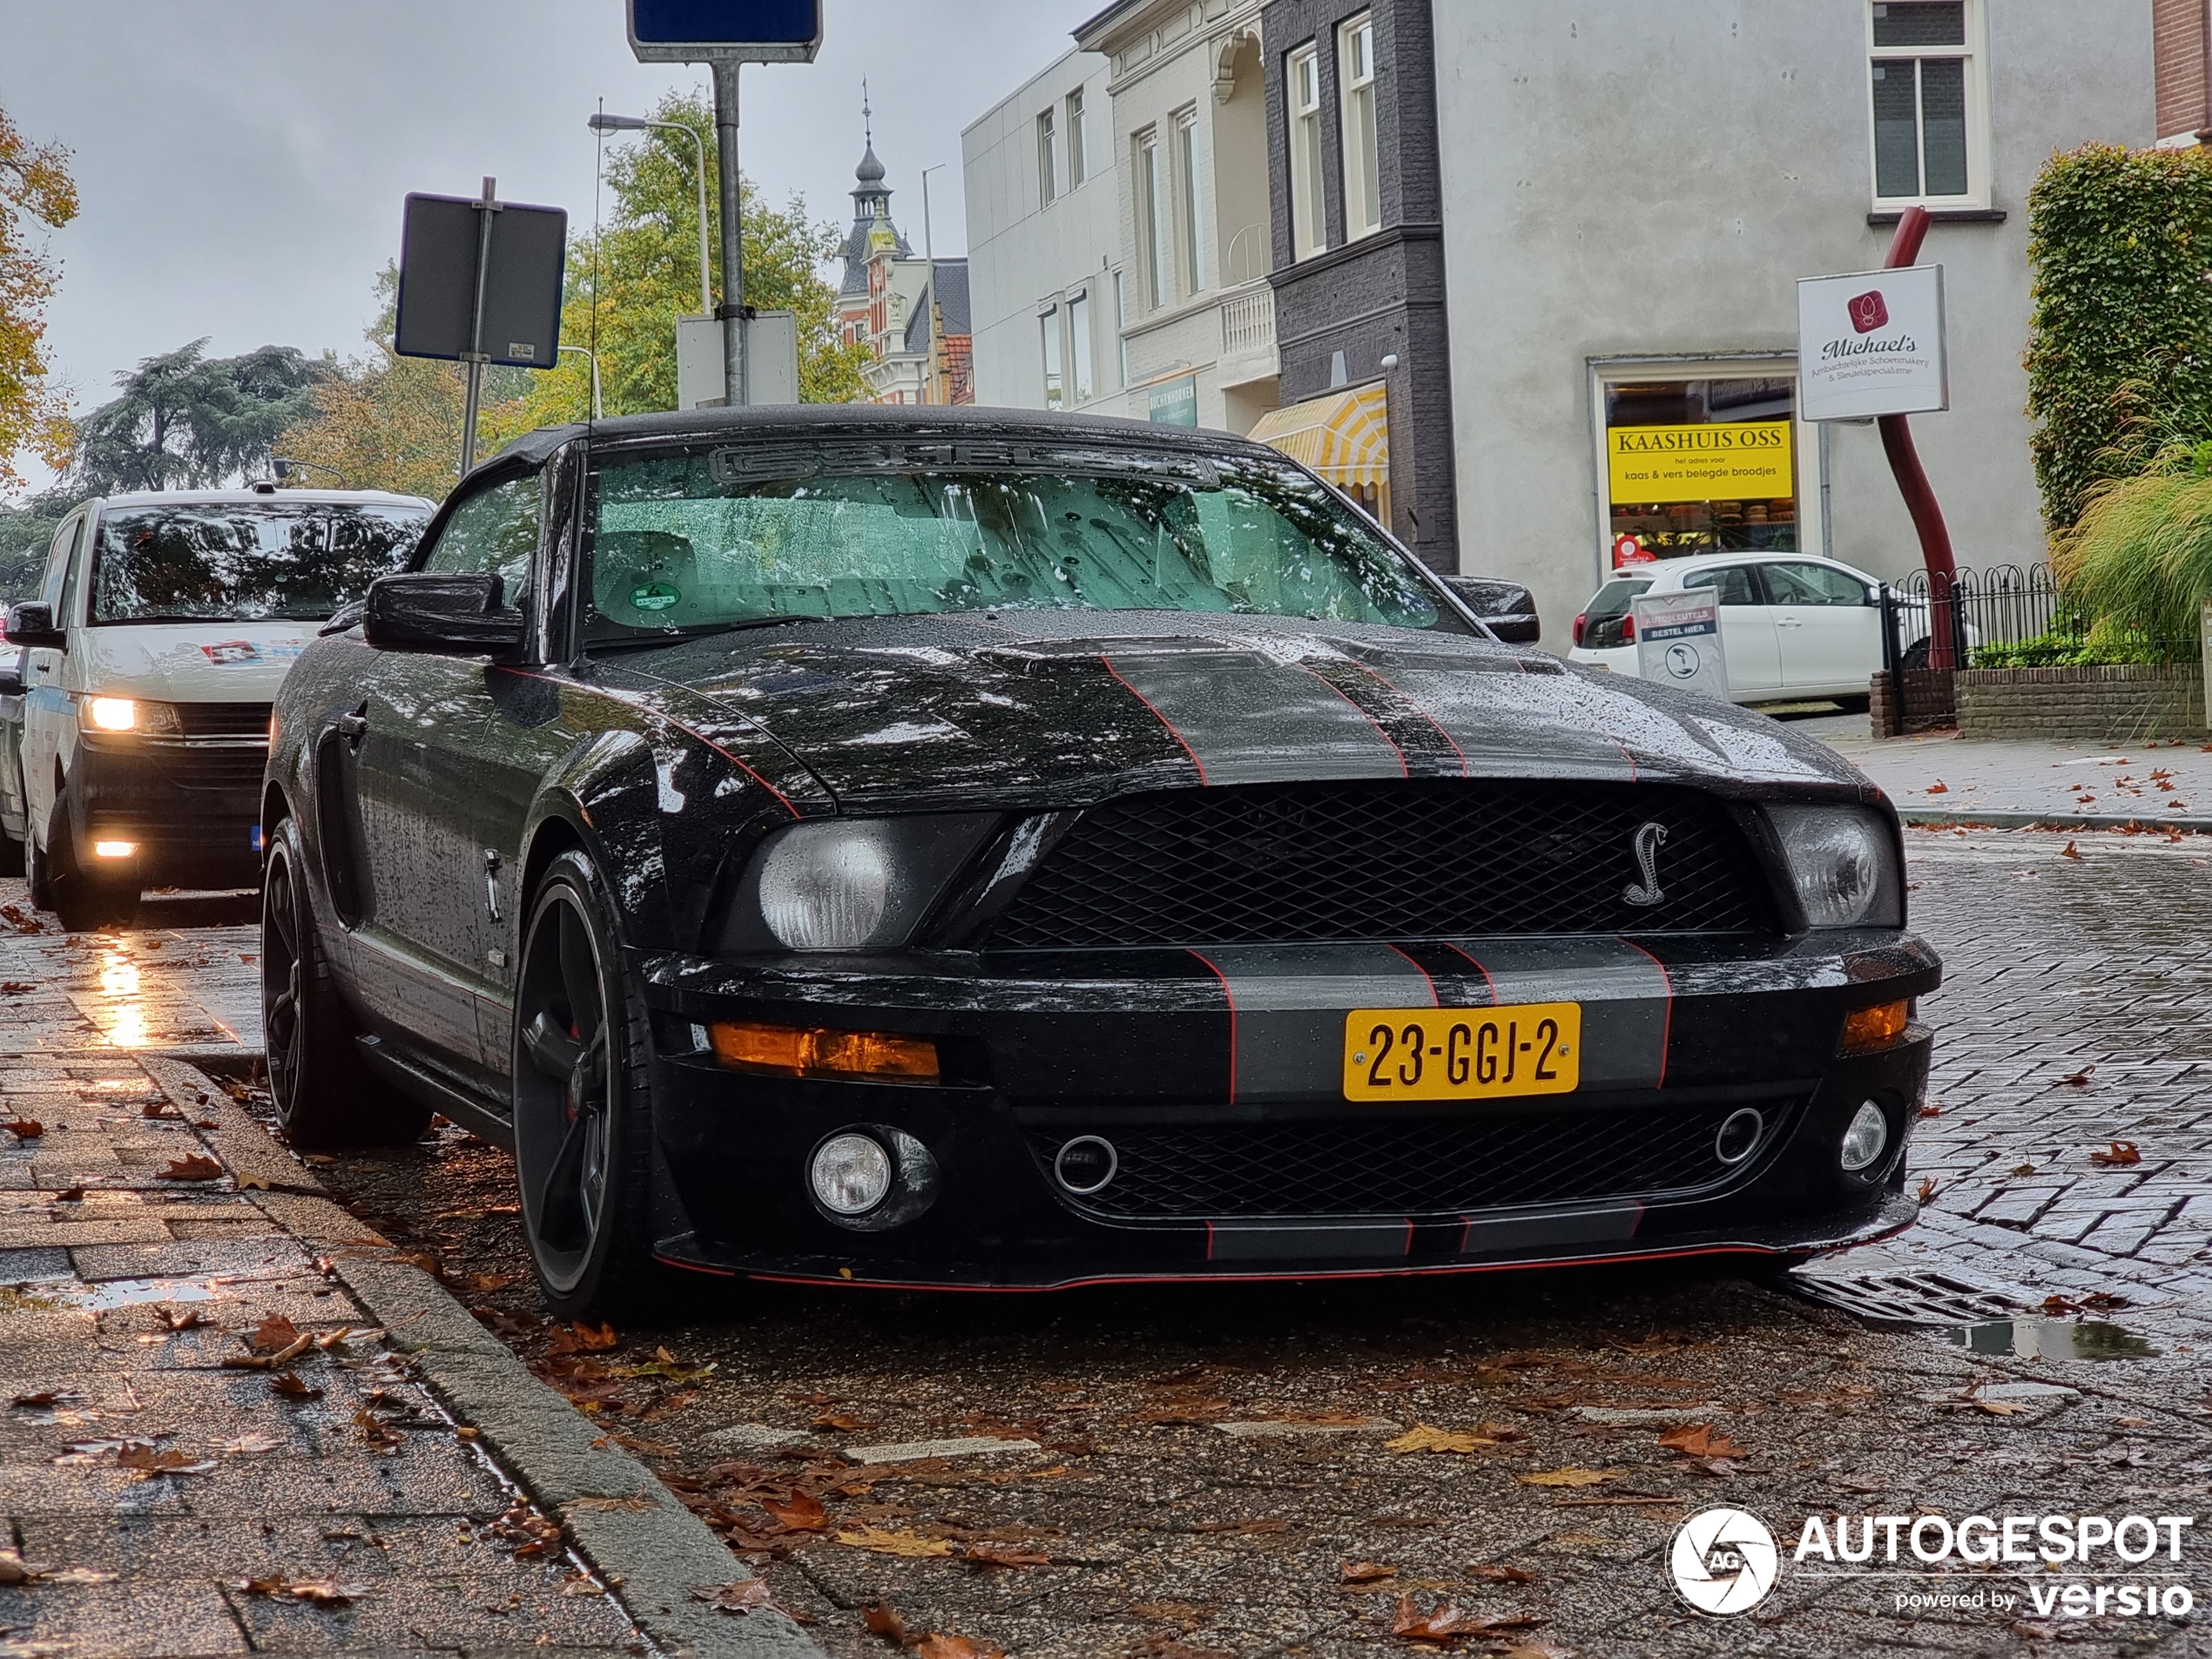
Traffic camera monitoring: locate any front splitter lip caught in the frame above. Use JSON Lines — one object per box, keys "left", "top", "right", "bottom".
{"left": 651, "top": 1190, "right": 1919, "bottom": 1293}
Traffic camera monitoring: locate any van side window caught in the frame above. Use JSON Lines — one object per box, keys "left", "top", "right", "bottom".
{"left": 421, "top": 472, "right": 542, "bottom": 612}
{"left": 40, "top": 516, "right": 83, "bottom": 612}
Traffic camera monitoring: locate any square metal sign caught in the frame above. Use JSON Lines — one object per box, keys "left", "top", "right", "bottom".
{"left": 1797, "top": 264, "right": 1947, "bottom": 421}
{"left": 395, "top": 193, "right": 567, "bottom": 368}
{"left": 628, "top": 0, "right": 823, "bottom": 63}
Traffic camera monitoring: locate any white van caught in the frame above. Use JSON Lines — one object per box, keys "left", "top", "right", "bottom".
{"left": 2, "top": 486, "right": 432, "bottom": 928}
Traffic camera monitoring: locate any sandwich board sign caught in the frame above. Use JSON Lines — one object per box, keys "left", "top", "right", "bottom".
{"left": 1632, "top": 590, "right": 1730, "bottom": 702}
{"left": 1796, "top": 265, "right": 1947, "bottom": 422}
{"left": 628, "top": 0, "right": 822, "bottom": 63}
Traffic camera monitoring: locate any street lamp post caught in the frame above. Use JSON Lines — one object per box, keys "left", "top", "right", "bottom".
{"left": 557, "top": 345, "right": 604, "bottom": 420}
{"left": 586, "top": 111, "right": 713, "bottom": 319}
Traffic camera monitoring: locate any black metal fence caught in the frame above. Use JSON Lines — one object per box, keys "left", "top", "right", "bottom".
{"left": 1882, "top": 563, "right": 2194, "bottom": 671}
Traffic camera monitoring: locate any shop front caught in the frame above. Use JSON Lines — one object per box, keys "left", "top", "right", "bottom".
{"left": 1591, "top": 359, "right": 1820, "bottom": 576}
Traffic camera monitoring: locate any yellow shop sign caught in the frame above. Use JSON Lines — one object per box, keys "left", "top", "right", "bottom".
{"left": 1608, "top": 420, "right": 1793, "bottom": 504}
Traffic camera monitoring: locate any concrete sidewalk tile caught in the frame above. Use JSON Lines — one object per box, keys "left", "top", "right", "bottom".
{"left": 225, "top": 1571, "right": 638, "bottom": 1651}
{"left": 71, "top": 1235, "right": 316, "bottom": 1280}
{"left": 0, "top": 1579, "right": 249, "bottom": 1655}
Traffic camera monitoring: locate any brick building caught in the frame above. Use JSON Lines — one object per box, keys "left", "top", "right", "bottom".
{"left": 2154, "top": 0, "right": 2212, "bottom": 143}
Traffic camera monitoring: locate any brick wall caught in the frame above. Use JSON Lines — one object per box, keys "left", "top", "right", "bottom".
{"left": 1871, "top": 669, "right": 1959, "bottom": 737}
{"left": 2155, "top": 0, "right": 2209, "bottom": 138}
{"left": 1958, "top": 664, "right": 2209, "bottom": 741}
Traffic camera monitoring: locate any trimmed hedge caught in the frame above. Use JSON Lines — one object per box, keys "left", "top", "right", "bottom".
{"left": 2026, "top": 144, "right": 2212, "bottom": 531}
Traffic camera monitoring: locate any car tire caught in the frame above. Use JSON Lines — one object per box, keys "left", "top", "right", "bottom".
{"left": 511, "top": 847, "right": 664, "bottom": 1319}
{"left": 25, "top": 815, "right": 52, "bottom": 908}
{"left": 262, "top": 814, "right": 431, "bottom": 1149}
{"left": 0, "top": 828, "right": 23, "bottom": 879}
{"left": 44, "top": 799, "right": 138, "bottom": 932}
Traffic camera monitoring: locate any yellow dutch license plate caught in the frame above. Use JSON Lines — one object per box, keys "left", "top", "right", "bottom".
{"left": 1342, "top": 1004, "right": 1581, "bottom": 1103}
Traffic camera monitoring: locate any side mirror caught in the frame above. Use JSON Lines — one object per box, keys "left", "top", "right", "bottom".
{"left": 5, "top": 601, "right": 63, "bottom": 651}
{"left": 0, "top": 664, "right": 22, "bottom": 698}
{"left": 1441, "top": 576, "right": 1541, "bottom": 645}
{"left": 361, "top": 573, "right": 525, "bottom": 655}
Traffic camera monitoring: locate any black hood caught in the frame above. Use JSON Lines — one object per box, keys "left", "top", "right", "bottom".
{"left": 597, "top": 610, "right": 1874, "bottom": 815}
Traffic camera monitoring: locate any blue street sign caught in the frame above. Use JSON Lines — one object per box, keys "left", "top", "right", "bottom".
{"left": 629, "top": 0, "right": 823, "bottom": 62}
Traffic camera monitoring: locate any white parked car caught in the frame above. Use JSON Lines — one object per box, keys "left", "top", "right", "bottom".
{"left": 1566, "top": 551, "right": 1960, "bottom": 708}
{"left": 1, "top": 486, "right": 432, "bottom": 928}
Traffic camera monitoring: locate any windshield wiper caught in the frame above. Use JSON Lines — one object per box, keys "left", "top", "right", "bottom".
{"left": 588, "top": 616, "right": 819, "bottom": 651}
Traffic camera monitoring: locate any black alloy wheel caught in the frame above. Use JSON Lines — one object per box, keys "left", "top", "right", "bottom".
{"left": 513, "top": 849, "right": 660, "bottom": 1317}
{"left": 261, "top": 814, "right": 429, "bottom": 1148}
{"left": 42, "top": 796, "right": 137, "bottom": 932}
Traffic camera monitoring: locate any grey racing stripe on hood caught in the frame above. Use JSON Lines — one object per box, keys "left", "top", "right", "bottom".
{"left": 1103, "top": 646, "right": 1406, "bottom": 786}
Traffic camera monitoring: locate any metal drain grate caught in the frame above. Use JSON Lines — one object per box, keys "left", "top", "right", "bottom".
{"left": 1787, "top": 1269, "right": 2028, "bottom": 1327}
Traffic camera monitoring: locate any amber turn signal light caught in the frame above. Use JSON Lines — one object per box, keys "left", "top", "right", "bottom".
{"left": 1838, "top": 999, "right": 1908, "bottom": 1055}
{"left": 708, "top": 1020, "right": 940, "bottom": 1082}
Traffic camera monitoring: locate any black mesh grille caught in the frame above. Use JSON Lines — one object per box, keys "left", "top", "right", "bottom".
{"left": 145, "top": 745, "right": 266, "bottom": 792}
{"left": 173, "top": 702, "right": 272, "bottom": 739}
{"left": 989, "top": 780, "right": 1772, "bottom": 949}
{"left": 1028, "top": 1101, "right": 1781, "bottom": 1220}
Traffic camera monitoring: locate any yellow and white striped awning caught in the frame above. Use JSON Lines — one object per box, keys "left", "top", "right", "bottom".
{"left": 1245, "top": 381, "right": 1389, "bottom": 489}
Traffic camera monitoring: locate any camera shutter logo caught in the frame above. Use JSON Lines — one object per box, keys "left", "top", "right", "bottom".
{"left": 1670, "top": 1507, "right": 1778, "bottom": 1615}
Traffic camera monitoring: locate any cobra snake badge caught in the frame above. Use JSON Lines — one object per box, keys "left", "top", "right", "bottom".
{"left": 1623, "top": 821, "right": 1669, "bottom": 907}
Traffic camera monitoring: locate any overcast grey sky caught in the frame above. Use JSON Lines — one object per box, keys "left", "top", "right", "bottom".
{"left": 1, "top": 0, "right": 1094, "bottom": 491}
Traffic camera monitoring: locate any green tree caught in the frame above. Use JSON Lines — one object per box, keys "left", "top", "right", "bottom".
{"left": 73, "top": 339, "right": 330, "bottom": 493}
{"left": 0, "top": 486, "right": 69, "bottom": 595}
{"left": 523, "top": 89, "right": 868, "bottom": 426}
{"left": 0, "top": 103, "right": 79, "bottom": 496}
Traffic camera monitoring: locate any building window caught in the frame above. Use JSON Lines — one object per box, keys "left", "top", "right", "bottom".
{"left": 1069, "top": 290, "right": 1094, "bottom": 402}
{"left": 1867, "top": 1, "right": 1986, "bottom": 206}
{"left": 1037, "top": 107, "right": 1057, "bottom": 207}
{"left": 1174, "top": 107, "right": 1203, "bottom": 296}
{"left": 1288, "top": 43, "right": 1327, "bottom": 260}
{"left": 1340, "top": 13, "right": 1379, "bottom": 239}
{"left": 1137, "top": 128, "right": 1168, "bottom": 307}
{"left": 1112, "top": 269, "right": 1129, "bottom": 385}
{"left": 1041, "top": 307, "right": 1062, "bottom": 408}
{"left": 1067, "top": 88, "right": 1088, "bottom": 186}
{"left": 1600, "top": 375, "right": 1801, "bottom": 566}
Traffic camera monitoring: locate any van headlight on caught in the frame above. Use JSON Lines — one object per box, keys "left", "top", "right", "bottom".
{"left": 729, "top": 814, "right": 1001, "bottom": 953}
{"left": 1765, "top": 804, "right": 1901, "bottom": 928}
{"left": 83, "top": 696, "right": 183, "bottom": 736}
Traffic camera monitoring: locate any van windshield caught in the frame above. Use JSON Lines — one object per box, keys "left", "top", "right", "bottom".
{"left": 90, "top": 502, "right": 430, "bottom": 624}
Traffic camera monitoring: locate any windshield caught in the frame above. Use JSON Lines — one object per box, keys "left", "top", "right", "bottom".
{"left": 1584, "top": 577, "right": 1650, "bottom": 623}
{"left": 90, "top": 502, "right": 430, "bottom": 624}
{"left": 584, "top": 443, "right": 1450, "bottom": 643}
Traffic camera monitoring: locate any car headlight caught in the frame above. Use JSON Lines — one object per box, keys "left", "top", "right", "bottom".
{"left": 731, "top": 815, "right": 1001, "bottom": 953}
{"left": 83, "top": 696, "right": 183, "bottom": 736}
{"left": 1765, "top": 804, "right": 1900, "bottom": 928}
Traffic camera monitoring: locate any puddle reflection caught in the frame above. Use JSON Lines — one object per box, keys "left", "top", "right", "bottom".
{"left": 1940, "top": 1318, "right": 2158, "bottom": 1360}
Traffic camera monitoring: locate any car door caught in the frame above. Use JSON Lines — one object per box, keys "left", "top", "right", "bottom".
{"left": 349, "top": 467, "right": 546, "bottom": 1087}
{"left": 1677, "top": 563, "right": 1781, "bottom": 698}
{"left": 1764, "top": 560, "right": 1882, "bottom": 694}
{"left": 21, "top": 509, "right": 88, "bottom": 839}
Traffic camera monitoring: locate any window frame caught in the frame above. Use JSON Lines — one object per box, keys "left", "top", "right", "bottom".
{"left": 1173, "top": 105, "right": 1204, "bottom": 297}
{"left": 1066, "top": 87, "right": 1088, "bottom": 187}
{"left": 1136, "top": 127, "right": 1169, "bottom": 308}
{"left": 413, "top": 463, "right": 546, "bottom": 618}
{"left": 1287, "top": 42, "right": 1327, "bottom": 260}
{"left": 1040, "top": 305, "right": 1064, "bottom": 409}
{"left": 1339, "top": 11, "right": 1380, "bottom": 241}
{"left": 1068, "top": 289, "right": 1094, "bottom": 403}
{"left": 1036, "top": 106, "right": 1057, "bottom": 208}
{"left": 1865, "top": 0, "right": 1990, "bottom": 210}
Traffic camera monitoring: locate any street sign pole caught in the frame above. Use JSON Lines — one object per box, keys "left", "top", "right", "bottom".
{"left": 711, "top": 61, "right": 746, "bottom": 408}
{"left": 459, "top": 176, "right": 503, "bottom": 476}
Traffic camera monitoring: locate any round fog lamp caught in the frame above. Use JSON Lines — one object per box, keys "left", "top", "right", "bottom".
{"left": 1839, "top": 1101, "right": 1890, "bottom": 1173}
{"left": 1714, "top": 1108, "right": 1764, "bottom": 1166}
{"left": 810, "top": 1132, "right": 893, "bottom": 1216}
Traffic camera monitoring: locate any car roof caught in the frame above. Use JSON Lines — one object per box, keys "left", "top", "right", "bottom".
{"left": 88, "top": 488, "right": 435, "bottom": 511}
{"left": 479, "top": 401, "right": 1286, "bottom": 475}
{"left": 1608, "top": 550, "right": 1875, "bottom": 583}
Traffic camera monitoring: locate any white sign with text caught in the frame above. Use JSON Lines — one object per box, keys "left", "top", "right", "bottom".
{"left": 1632, "top": 590, "right": 1730, "bottom": 701}
{"left": 1797, "top": 264, "right": 1947, "bottom": 421}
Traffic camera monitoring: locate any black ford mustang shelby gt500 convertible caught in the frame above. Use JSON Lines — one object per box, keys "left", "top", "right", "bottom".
{"left": 261, "top": 406, "right": 1938, "bottom": 1314}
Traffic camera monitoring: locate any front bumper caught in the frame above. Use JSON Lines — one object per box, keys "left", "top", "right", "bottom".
{"left": 68, "top": 733, "right": 264, "bottom": 886}
{"left": 633, "top": 930, "right": 1939, "bottom": 1290}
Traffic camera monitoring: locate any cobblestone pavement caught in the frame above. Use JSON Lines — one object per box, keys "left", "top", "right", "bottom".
{"left": 8, "top": 840, "right": 2212, "bottom": 1657}
{"left": 0, "top": 887, "right": 645, "bottom": 1659}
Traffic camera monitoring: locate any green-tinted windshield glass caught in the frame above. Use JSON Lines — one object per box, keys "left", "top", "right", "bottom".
{"left": 91, "top": 502, "right": 430, "bottom": 624}
{"left": 586, "top": 447, "right": 1447, "bottom": 640}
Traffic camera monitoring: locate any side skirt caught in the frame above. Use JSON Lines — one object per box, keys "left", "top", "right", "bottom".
{"left": 354, "top": 1033, "right": 515, "bottom": 1150}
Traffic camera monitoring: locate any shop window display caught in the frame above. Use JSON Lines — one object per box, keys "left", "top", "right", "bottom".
{"left": 1603, "top": 376, "right": 1797, "bottom": 565}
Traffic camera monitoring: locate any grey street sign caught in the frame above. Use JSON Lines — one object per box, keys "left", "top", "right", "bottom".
{"left": 627, "top": 0, "right": 822, "bottom": 64}
{"left": 395, "top": 191, "right": 567, "bottom": 368}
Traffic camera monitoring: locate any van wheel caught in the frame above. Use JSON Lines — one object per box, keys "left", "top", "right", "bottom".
{"left": 44, "top": 800, "right": 138, "bottom": 932}
{"left": 0, "top": 829, "right": 23, "bottom": 880}
{"left": 26, "top": 819, "right": 52, "bottom": 908}
{"left": 263, "top": 815, "right": 430, "bottom": 1149}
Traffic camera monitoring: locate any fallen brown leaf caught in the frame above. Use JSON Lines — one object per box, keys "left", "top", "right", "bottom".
{"left": 248, "top": 1313, "right": 302, "bottom": 1353}
{"left": 1468, "top": 1563, "right": 1536, "bottom": 1584}
{"left": 1390, "top": 1594, "right": 1533, "bottom": 1641}
{"left": 760, "top": 1492, "right": 830, "bottom": 1534}
{"left": 568, "top": 1492, "right": 659, "bottom": 1513}
{"left": 862, "top": 1601, "right": 915, "bottom": 1645}
{"left": 116, "top": 1443, "right": 214, "bottom": 1475}
{"left": 1656, "top": 1424, "right": 1745, "bottom": 1460}
{"left": 835, "top": 1527, "right": 954, "bottom": 1558}
{"left": 1917, "top": 1177, "right": 1940, "bottom": 1203}
{"left": 915, "top": 1637, "right": 1004, "bottom": 1659}
{"left": 158, "top": 1152, "right": 222, "bottom": 1181}
{"left": 2060, "top": 840, "right": 2081, "bottom": 860}
{"left": 813, "top": 1411, "right": 880, "bottom": 1432}
{"left": 1341, "top": 1559, "right": 1397, "bottom": 1583}
{"left": 964, "top": 1541, "right": 1050, "bottom": 1568}
{"left": 269, "top": 1371, "right": 323, "bottom": 1399}
{"left": 51, "top": 1184, "right": 84, "bottom": 1202}
{"left": 691, "top": 1579, "right": 785, "bottom": 1615}
{"left": 156, "top": 1306, "right": 208, "bottom": 1331}
{"left": 2057, "top": 1068, "right": 2094, "bottom": 1088}
{"left": 219, "top": 1432, "right": 284, "bottom": 1455}
{"left": 284, "top": 1580, "right": 363, "bottom": 1608}
{"left": 1386, "top": 1423, "right": 1499, "bottom": 1455}
{"left": 0, "top": 1551, "right": 40, "bottom": 1585}
{"left": 1975, "top": 1399, "right": 2033, "bottom": 1418}
{"left": 1923, "top": 780, "right": 1948, "bottom": 794}
{"left": 1515, "top": 1467, "right": 1622, "bottom": 1488}
{"left": 2, "top": 1117, "right": 43, "bottom": 1139}
{"left": 546, "top": 1320, "right": 619, "bottom": 1354}
{"left": 2091, "top": 1141, "right": 2142, "bottom": 1165}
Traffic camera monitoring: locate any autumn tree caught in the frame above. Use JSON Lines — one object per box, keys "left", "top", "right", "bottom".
{"left": 0, "top": 104, "right": 79, "bottom": 496}
{"left": 522, "top": 88, "right": 868, "bottom": 426}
